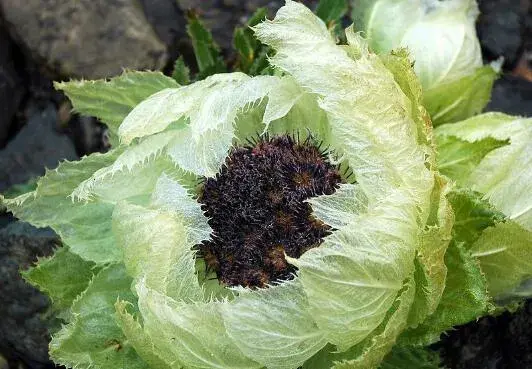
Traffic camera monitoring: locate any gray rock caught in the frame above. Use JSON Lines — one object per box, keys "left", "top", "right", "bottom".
{"left": 0, "top": 25, "right": 25, "bottom": 148}
{"left": 0, "top": 103, "right": 77, "bottom": 192}
{"left": 485, "top": 75, "right": 532, "bottom": 117}
{"left": 140, "top": 0, "right": 186, "bottom": 54}
{"left": 0, "top": 0, "right": 168, "bottom": 79}
{"left": 477, "top": 0, "right": 528, "bottom": 69}
{"left": 0, "top": 219, "right": 59, "bottom": 369}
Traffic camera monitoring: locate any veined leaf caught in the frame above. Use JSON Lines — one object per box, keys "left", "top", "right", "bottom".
{"left": 172, "top": 56, "right": 191, "bottom": 85}
{"left": 470, "top": 222, "right": 532, "bottom": 299}
{"left": 135, "top": 282, "right": 261, "bottom": 369}
{"left": 55, "top": 71, "right": 179, "bottom": 136}
{"left": 186, "top": 11, "right": 227, "bottom": 79}
{"left": 50, "top": 264, "right": 147, "bottom": 369}
{"left": 4, "top": 151, "right": 121, "bottom": 263}
{"left": 437, "top": 135, "right": 508, "bottom": 187}
{"left": 22, "top": 246, "right": 97, "bottom": 317}
{"left": 379, "top": 346, "right": 443, "bottom": 369}
{"left": 436, "top": 113, "right": 532, "bottom": 232}
{"left": 401, "top": 240, "right": 490, "bottom": 345}
{"left": 221, "top": 280, "right": 327, "bottom": 369}
{"left": 424, "top": 65, "right": 498, "bottom": 126}
{"left": 113, "top": 201, "right": 203, "bottom": 301}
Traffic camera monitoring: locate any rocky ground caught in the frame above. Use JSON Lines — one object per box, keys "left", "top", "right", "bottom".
{"left": 0, "top": 0, "right": 531, "bottom": 368}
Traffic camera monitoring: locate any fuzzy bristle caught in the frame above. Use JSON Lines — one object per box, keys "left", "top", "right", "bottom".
{"left": 197, "top": 134, "right": 344, "bottom": 288}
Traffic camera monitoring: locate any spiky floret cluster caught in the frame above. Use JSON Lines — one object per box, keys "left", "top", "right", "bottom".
{"left": 198, "top": 134, "right": 344, "bottom": 288}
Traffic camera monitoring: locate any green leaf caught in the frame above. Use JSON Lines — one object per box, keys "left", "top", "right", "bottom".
{"left": 71, "top": 132, "right": 182, "bottom": 202}
{"left": 435, "top": 113, "right": 532, "bottom": 232}
{"left": 447, "top": 189, "right": 505, "bottom": 246}
{"left": 4, "top": 151, "right": 121, "bottom": 263}
{"left": 22, "top": 247, "right": 97, "bottom": 317}
{"left": 234, "top": 7, "right": 270, "bottom": 75}
{"left": 470, "top": 221, "right": 532, "bottom": 298}
{"left": 115, "top": 301, "right": 173, "bottom": 369}
{"left": 113, "top": 201, "right": 204, "bottom": 301}
{"left": 424, "top": 66, "right": 498, "bottom": 126}
{"left": 55, "top": 71, "right": 179, "bottom": 135}
{"left": 332, "top": 278, "right": 416, "bottom": 369}
{"left": 186, "top": 12, "right": 227, "bottom": 79}
{"left": 353, "top": 0, "right": 490, "bottom": 124}
{"left": 302, "top": 278, "right": 416, "bottom": 369}
{"left": 401, "top": 241, "right": 490, "bottom": 345}
{"left": 171, "top": 56, "right": 191, "bottom": 85}
{"left": 437, "top": 135, "right": 508, "bottom": 187}
{"left": 407, "top": 175, "right": 453, "bottom": 328}
{"left": 221, "top": 280, "right": 327, "bottom": 369}
{"left": 50, "top": 264, "right": 148, "bottom": 369}
{"left": 135, "top": 283, "right": 261, "bottom": 369}
{"left": 379, "top": 346, "right": 443, "bottom": 369}
{"left": 316, "top": 0, "right": 348, "bottom": 24}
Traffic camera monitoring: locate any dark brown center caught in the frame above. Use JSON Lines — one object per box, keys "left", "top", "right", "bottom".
{"left": 197, "top": 134, "right": 343, "bottom": 288}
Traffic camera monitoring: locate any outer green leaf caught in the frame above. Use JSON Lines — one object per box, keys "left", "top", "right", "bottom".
{"left": 136, "top": 282, "right": 261, "bottom": 369}
{"left": 221, "top": 280, "right": 327, "bottom": 369}
{"left": 353, "top": 0, "right": 489, "bottom": 124}
{"left": 22, "top": 247, "right": 97, "bottom": 316}
{"left": 186, "top": 12, "right": 227, "bottom": 79}
{"left": 172, "top": 56, "right": 191, "bottom": 85}
{"left": 424, "top": 65, "right": 498, "bottom": 126}
{"left": 302, "top": 278, "right": 415, "bottom": 369}
{"left": 332, "top": 278, "right": 416, "bottom": 369}
{"left": 113, "top": 201, "right": 203, "bottom": 301}
{"left": 436, "top": 135, "right": 508, "bottom": 187}
{"left": 50, "top": 264, "right": 148, "bottom": 369}
{"left": 115, "top": 301, "right": 174, "bottom": 369}
{"left": 316, "top": 0, "right": 348, "bottom": 24}
{"left": 71, "top": 132, "right": 180, "bottom": 201}
{"left": 379, "top": 346, "right": 443, "bottom": 369}
{"left": 233, "top": 8, "right": 269, "bottom": 75}
{"left": 5, "top": 151, "right": 121, "bottom": 263}
{"left": 401, "top": 241, "right": 489, "bottom": 345}
{"left": 447, "top": 189, "right": 505, "bottom": 245}
{"left": 470, "top": 222, "right": 532, "bottom": 298}
{"left": 55, "top": 71, "right": 179, "bottom": 135}
{"left": 435, "top": 113, "right": 532, "bottom": 231}
{"left": 150, "top": 173, "right": 211, "bottom": 245}
{"left": 407, "top": 175, "right": 453, "bottom": 328}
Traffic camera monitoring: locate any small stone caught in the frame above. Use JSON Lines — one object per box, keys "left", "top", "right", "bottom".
{"left": 0, "top": 0, "right": 168, "bottom": 79}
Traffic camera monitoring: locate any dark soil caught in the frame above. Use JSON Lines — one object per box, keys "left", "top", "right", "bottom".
{"left": 438, "top": 300, "right": 532, "bottom": 369}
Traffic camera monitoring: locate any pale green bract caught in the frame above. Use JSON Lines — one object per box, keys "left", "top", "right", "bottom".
{"left": 435, "top": 113, "right": 532, "bottom": 232}
{"left": 352, "top": 0, "right": 497, "bottom": 125}
{"left": 2, "top": 1, "right": 531, "bottom": 369}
